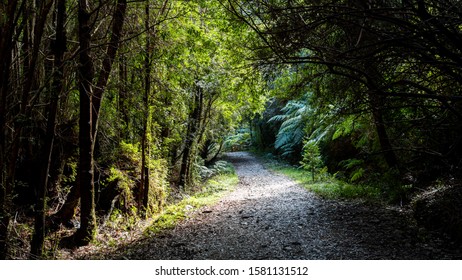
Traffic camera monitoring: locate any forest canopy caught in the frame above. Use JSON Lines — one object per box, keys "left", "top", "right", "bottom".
{"left": 227, "top": 0, "right": 462, "bottom": 179}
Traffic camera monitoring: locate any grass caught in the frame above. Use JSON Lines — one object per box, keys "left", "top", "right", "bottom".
{"left": 55, "top": 164, "right": 238, "bottom": 259}
{"left": 145, "top": 153, "right": 385, "bottom": 236}
{"left": 261, "top": 156, "right": 382, "bottom": 202}
{"left": 144, "top": 172, "right": 238, "bottom": 235}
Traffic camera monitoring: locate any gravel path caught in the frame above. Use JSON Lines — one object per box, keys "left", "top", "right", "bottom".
{"left": 113, "top": 152, "right": 462, "bottom": 259}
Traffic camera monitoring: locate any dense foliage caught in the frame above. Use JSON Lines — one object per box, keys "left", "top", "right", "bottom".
{"left": 0, "top": 0, "right": 264, "bottom": 259}
{"left": 229, "top": 1, "right": 462, "bottom": 190}
{"left": 1, "top": 0, "right": 462, "bottom": 259}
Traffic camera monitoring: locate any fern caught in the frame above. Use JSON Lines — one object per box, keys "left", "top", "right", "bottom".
{"left": 332, "top": 116, "right": 355, "bottom": 140}
{"left": 350, "top": 168, "right": 365, "bottom": 182}
{"left": 268, "top": 98, "right": 311, "bottom": 157}
{"left": 340, "top": 158, "right": 366, "bottom": 182}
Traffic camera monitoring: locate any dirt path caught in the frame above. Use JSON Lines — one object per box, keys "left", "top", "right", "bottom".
{"left": 112, "top": 152, "right": 461, "bottom": 259}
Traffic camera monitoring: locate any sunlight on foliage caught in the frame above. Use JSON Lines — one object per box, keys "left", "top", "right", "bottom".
{"left": 262, "top": 155, "right": 381, "bottom": 201}
{"left": 300, "top": 140, "right": 324, "bottom": 181}
{"left": 268, "top": 95, "right": 312, "bottom": 158}
{"left": 223, "top": 129, "right": 251, "bottom": 152}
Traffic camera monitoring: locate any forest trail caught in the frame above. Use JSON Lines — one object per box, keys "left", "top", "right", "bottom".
{"left": 112, "top": 152, "right": 460, "bottom": 259}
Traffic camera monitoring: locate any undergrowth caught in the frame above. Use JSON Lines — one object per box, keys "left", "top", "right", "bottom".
{"left": 260, "top": 154, "right": 382, "bottom": 202}
{"left": 145, "top": 163, "right": 238, "bottom": 235}
{"left": 53, "top": 161, "right": 238, "bottom": 259}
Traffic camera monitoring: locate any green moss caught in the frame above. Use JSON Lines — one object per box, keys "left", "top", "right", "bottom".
{"left": 119, "top": 141, "right": 141, "bottom": 163}
{"left": 145, "top": 158, "right": 169, "bottom": 216}
{"left": 105, "top": 167, "right": 135, "bottom": 206}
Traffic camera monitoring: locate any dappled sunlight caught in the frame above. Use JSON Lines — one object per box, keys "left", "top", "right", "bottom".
{"left": 98, "top": 152, "right": 461, "bottom": 260}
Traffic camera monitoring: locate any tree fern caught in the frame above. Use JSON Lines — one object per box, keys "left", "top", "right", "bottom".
{"left": 268, "top": 98, "right": 311, "bottom": 157}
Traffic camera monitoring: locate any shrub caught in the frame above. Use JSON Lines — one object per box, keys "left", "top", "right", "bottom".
{"left": 223, "top": 130, "right": 251, "bottom": 151}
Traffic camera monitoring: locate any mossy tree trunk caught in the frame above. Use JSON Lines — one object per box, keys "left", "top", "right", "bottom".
{"left": 140, "top": 1, "right": 152, "bottom": 216}
{"left": 179, "top": 85, "right": 203, "bottom": 189}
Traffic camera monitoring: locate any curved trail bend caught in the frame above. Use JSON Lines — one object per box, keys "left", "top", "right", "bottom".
{"left": 115, "top": 152, "right": 460, "bottom": 259}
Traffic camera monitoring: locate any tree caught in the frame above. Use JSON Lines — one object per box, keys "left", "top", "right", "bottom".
{"left": 179, "top": 82, "right": 204, "bottom": 188}
{"left": 0, "top": 0, "right": 265, "bottom": 257}
{"left": 73, "top": 0, "right": 97, "bottom": 246}
{"left": 149, "top": 0, "right": 266, "bottom": 189}
{"left": 139, "top": 0, "right": 170, "bottom": 216}
{"left": 0, "top": 0, "right": 22, "bottom": 260}
{"left": 30, "top": 0, "right": 67, "bottom": 258}
{"left": 226, "top": 0, "right": 462, "bottom": 180}
{"left": 140, "top": 0, "right": 152, "bottom": 216}
{"left": 60, "top": 0, "right": 127, "bottom": 246}
{"left": 0, "top": 0, "right": 54, "bottom": 259}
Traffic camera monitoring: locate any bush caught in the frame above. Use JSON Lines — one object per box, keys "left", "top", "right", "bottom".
{"left": 300, "top": 140, "right": 324, "bottom": 181}
{"left": 223, "top": 130, "right": 251, "bottom": 151}
{"left": 198, "top": 160, "right": 235, "bottom": 180}
{"left": 98, "top": 141, "right": 168, "bottom": 219}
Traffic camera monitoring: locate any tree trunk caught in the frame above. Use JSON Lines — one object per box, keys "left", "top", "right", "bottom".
{"left": 207, "top": 140, "right": 224, "bottom": 164}
{"left": 346, "top": 0, "right": 399, "bottom": 170}
{"left": 54, "top": 176, "right": 80, "bottom": 226}
{"left": 140, "top": 127, "right": 148, "bottom": 212}
{"left": 141, "top": 1, "right": 151, "bottom": 216}
{"left": 30, "top": 0, "right": 67, "bottom": 258}
{"left": 118, "top": 55, "right": 129, "bottom": 140}
{"left": 197, "top": 97, "right": 214, "bottom": 162}
{"left": 57, "top": 0, "right": 127, "bottom": 244}
{"left": 369, "top": 93, "right": 399, "bottom": 169}
{"left": 0, "top": 0, "right": 20, "bottom": 259}
{"left": 179, "top": 85, "right": 203, "bottom": 189}
{"left": 73, "top": 0, "right": 97, "bottom": 246}
{"left": 91, "top": 0, "right": 127, "bottom": 141}
{"left": 1, "top": 0, "right": 52, "bottom": 259}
